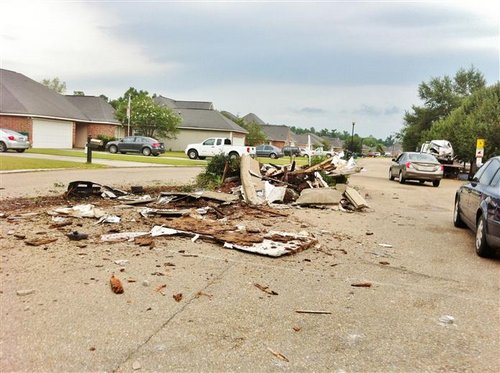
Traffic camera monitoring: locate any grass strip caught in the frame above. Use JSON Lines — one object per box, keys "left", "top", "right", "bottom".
{"left": 0, "top": 156, "right": 105, "bottom": 171}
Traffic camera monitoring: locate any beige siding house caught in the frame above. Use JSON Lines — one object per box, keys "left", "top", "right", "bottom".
{"left": 154, "top": 96, "right": 247, "bottom": 151}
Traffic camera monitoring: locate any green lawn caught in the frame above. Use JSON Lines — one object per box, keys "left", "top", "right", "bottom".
{"left": 0, "top": 156, "right": 105, "bottom": 171}
{"left": 25, "top": 148, "right": 308, "bottom": 167}
{"left": 27, "top": 149, "right": 206, "bottom": 166}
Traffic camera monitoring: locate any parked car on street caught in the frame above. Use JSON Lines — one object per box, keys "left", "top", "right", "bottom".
{"left": 282, "top": 146, "right": 301, "bottom": 156}
{"left": 255, "top": 145, "right": 283, "bottom": 159}
{"left": 389, "top": 152, "right": 443, "bottom": 187}
{"left": 105, "top": 136, "right": 165, "bottom": 156}
{"left": 0, "top": 128, "right": 30, "bottom": 152}
{"left": 453, "top": 156, "right": 500, "bottom": 257}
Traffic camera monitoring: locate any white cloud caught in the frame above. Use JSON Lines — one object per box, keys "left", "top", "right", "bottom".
{"left": 0, "top": 1, "right": 175, "bottom": 80}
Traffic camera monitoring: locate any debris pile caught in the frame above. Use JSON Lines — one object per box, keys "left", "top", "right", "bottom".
{"left": 2, "top": 155, "right": 367, "bottom": 259}
{"left": 238, "top": 154, "right": 367, "bottom": 211}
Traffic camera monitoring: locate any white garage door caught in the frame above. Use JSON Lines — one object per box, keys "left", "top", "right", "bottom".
{"left": 32, "top": 119, "right": 73, "bottom": 148}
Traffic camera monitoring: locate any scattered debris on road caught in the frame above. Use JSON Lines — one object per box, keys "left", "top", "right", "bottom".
{"left": 267, "top": 347, "right": 289, "bottom": 362}
{"left": 110, "top": 275, "right": 124, "bottom": 294}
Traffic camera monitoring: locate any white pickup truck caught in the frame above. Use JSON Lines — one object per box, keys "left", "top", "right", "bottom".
{"left": 185, "top": 138, "right": 256, "bottom": 160}
{"left": 302, "top": 146, "right": 335, "bottom": 158}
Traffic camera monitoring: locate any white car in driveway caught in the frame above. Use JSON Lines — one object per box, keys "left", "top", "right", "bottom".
{"left": 0, "top": 128, "right": 30, "bottom": 152}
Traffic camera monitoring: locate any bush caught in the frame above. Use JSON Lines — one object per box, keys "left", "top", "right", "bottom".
{"left": 196, "top": 154, "right": 240, "bottom": 190}
{"left": 96, "top": 134, "right": 116, "bottom": 150}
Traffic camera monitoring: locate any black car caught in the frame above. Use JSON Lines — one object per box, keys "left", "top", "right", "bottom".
{"left": 255, "top": 145, "right": 283, "bottom": 159}
{"left": 105, "top": 136, "right": 165, "bottom": 156}
{"left": 282, "top": 146, "right": 301, "bottom": 156}
{"left": 453, "top": 156, "right": 500, "bottom": 257}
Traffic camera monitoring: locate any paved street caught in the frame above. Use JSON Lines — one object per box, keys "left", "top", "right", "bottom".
{"left": 0, "top": 157, "right": 498, "bottom": 372}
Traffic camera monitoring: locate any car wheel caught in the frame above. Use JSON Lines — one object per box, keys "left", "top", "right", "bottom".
{"left": 120, "top": 151, "right": 126, "bottom": 154}
{"left": 453, "top": 198, "right": 466, "bottom": 228}
{"left": 142, "top": 147, "right": 152, "bottom": 156}
{"left": 228, "top": 151, "right": 239, "bottom": 160}
{"left": 152, "top": 153, "right": 160, "bottom": 157}
{"left": 270, "top": 153, "right": 277, "bottom": 159}
{"left": 389, "top": 168, "right": 395, "bottom": 180}
{"left": 0, "top": 142, "right": 7, "bottom": 152}
{"left": 432, "top": 180, "right": 440, "bottom": 187}
{"left": 475, "top": 215, "right": 494, "bottom": 257}
{"left": 109, "top": 145, "right": 118, "bottom": 154}
{"left": 198, "top": 156, "right": 206, "bottom": 160}
{"left": 187, "top": 149, "right": 198, "bottom": 160}
{"left": 16, "top": 149, "right": 26, "bottom": 153}
{"left": 398, "top": 170, "right": 405, "bottom": 184}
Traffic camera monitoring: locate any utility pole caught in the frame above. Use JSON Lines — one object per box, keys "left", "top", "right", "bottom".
{"left": 351, "top": 122, "right": 355, "bottom": 153}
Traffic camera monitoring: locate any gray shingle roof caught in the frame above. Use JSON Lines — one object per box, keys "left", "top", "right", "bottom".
{"left": 155, "top": 95, "right": 213, "bottom": 110}
{"left": 155, "top": 95, "right": 247, "bottom": 133}
{"left": 292, "top": 133, "right": 325, "bottom": 147}
{"left": 243, "top": 113, "right": 265, "bottom": 125}
{"left": 260, "top": 124, "right": 291, "bottom": 142}
{"left": 65, "top": 95, "right": 119, "bottom": 124}
{"left": 0, "top": 69, "right": 119, "bottom": 125}
{"left": 0, "top": 69, "right": 86, "bottom": 120}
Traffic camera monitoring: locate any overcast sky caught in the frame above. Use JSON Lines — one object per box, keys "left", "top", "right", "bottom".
{"left": 1, "top": 0, "right": 498, "bottom": 138}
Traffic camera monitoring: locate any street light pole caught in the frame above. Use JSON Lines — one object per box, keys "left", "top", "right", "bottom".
{"left": 351, "top": 122, "right": 355, "bottom": 153}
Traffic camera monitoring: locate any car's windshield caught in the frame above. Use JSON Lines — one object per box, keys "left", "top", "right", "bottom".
{"left": 408, "top": 153, "right": 437, "bottom": 162}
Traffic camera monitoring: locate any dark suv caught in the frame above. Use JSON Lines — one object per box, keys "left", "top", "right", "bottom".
{"left": 105, "top": 136, "right": 165, "bottom": 156}
{"left": 282, "top": 146, "right": 301, "bottom": 156}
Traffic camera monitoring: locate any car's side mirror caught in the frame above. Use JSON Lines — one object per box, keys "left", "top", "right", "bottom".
{"left": 391, "top": 158, "right": 396, "bottom": 162}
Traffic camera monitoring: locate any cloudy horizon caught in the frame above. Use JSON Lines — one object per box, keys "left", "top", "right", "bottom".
{"left": 1, "top": 0, "right": 498, "bottom": 139}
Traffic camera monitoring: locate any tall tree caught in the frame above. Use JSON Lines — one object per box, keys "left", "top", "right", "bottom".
{"left": 400, "top": 66, "right": 486, "bottom": 151}
{"left": 40, "top": 77, "right": 66, "bottom": 94}
{"left": 114, "top": 88, "right": 181, "bottom": 139}
{"left": 427, "top": 83, "right": 500, "bottom": 162}
{"left": 222, "top": 113, "right": 267, "bottom": 146}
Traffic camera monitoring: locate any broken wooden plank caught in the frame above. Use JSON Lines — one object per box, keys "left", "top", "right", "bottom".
{"left": 240, "top": 154, "right": 264, "bottom": 205}
{"left": 295, "top": 310, "right": 332, "bottom": 314}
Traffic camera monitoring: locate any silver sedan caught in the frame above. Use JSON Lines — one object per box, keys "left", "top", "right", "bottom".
{"left": 0, "top": 128, "right": 30, "bottom": 153}
{"left": 389, "top": 152, "right": 443, "bottom": 187}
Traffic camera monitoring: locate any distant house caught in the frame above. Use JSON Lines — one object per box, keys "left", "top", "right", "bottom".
{"left": 292, "top": 133, "right": 325, "bottom": 148}
{"left": 323, "top": 137, "right": 344, "bottom": 152}
{"left": 259, "top": 124, "right": 294, "bottom": 148}
{"left": 242, "top": 113, "right": 266, "bottom": 125}
{"left": 0, "top": 69, "right": 121, "bottom": 148}
{"left": 154, "top": 96, "right": 248, "bottom": 151}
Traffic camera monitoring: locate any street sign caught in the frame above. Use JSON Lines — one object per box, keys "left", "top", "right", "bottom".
{"left": 476, "top": 149, "right": 484, "bottom": 158}
{"left": 476, "top": 139, "right": 485, "bottom": 149}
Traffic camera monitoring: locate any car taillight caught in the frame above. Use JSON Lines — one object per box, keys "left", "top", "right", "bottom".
{"left": 8, "top": 136, "right": 15, "bottom": 140}
{"left": 405, "top": 162, "right": 412, "bottom": 169}
{"left": 152, "top": 143, "right": 160, "bottom": 148}
{"left": 246, "top": 147, "right": 250, "bottom": 153}
{"left": 440, "top": 165, "right": 444, "bottom": 171}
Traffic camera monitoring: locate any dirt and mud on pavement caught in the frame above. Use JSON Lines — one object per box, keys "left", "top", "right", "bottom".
{"left": 1, "top": 157, "right": 498, "bottom": 372}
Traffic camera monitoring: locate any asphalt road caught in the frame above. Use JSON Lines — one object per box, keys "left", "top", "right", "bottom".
{"left": 0, "top": 157, "right": 498, "bottom": 372}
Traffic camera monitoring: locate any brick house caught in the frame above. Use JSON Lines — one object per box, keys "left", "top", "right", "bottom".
{"left": 0, "top": 69, "right": 121, "bottom": 148}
